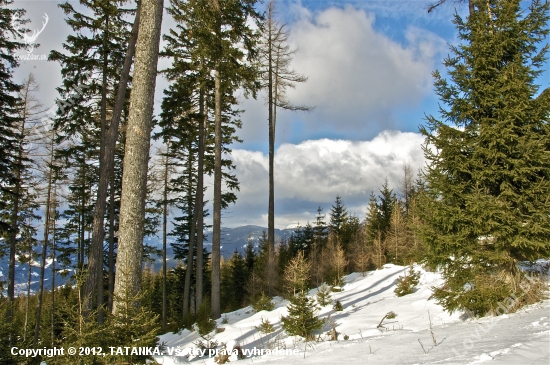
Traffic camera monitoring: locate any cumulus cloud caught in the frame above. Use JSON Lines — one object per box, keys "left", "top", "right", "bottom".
{"left": 236, "top": 5, "right": 445, "bottom": 148}
{"left": 285, "top": 6, "right": 442, "bottom": 131}
{"left": 225, "top": 130, "right": 426, "bottom": 228}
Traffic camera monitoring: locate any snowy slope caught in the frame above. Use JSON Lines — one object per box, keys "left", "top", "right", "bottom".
{"left": 154, "top": 264, "right": 550, "bottom": 364}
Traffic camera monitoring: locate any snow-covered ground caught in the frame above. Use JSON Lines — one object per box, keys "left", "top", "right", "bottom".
{"left": 154, "top": 264, "right": 550, "bottom": 364}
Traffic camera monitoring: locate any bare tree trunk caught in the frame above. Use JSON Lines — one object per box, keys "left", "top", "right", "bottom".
{"left": 183, "top": 137, "right": 201, "bottom": 317}
{"left": 34, "top": 136, "right": 54, "bottom": 345}
{"left": 107, "top": 176, "right": 115, "bottom": 312}
{"left": 50, "top": 195, "right": 57, "bottom": 346}
{"left": 267, "top": 3, "right": 275, "bottom": 255}
{"left": 211, "top": 67, "right": 222, "bottom": 319}
{"left": 195, "top": 90, "right": 206, "bottom": 311}
{"left": 7, "top": 81, "right": 30, "bottom": 323}
{"left": 86, "top": 7, "right": 140, "bottom": 320}
{"left": 24, "top": 252, "right": 31, "bottom": 342}
{"left": 161, "top": 142, "right": 169, "bottom": 330}
{"left": 113, "top": 0, "right": 163, "bottom": 314}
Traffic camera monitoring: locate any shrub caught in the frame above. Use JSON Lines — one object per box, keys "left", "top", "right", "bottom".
{"left": 252, "top": 292, "right": 275, "bottom": 312}
{"left": 254, "top": 317, "right": 275, "bottom": 334}
{"left": 394, "top": 265, "right": 421, "bottom": 297}
{"left": 332, "top": 300, "right": 343, "bottom": 311}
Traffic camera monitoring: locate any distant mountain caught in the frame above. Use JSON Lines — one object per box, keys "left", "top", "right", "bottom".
{"left": 1, "top": 225, "right": 297, "bottom": 296}
{"left": 146, "top": 225, "right": 296, "bottom": 272}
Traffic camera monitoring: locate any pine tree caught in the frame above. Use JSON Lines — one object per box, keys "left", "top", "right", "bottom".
{"left": 420, "top": 0, "right": 550, "bottom": 316}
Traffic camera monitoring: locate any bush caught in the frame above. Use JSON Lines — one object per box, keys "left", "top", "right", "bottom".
{"left": 252, "top": 292, "right": 275, "bottom": 312}
{"left": 254, "top": 317, "right": 275, "bottom": 334}
{"left": 394, "top": 265, "right": 421, "bottom": 297}
{"left": 332, "top": 300, "right": 343, "bottom": 311}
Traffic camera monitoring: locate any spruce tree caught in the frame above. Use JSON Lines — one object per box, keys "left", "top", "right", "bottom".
{"left": 329, "top": 194, "right": 348, "bottom": 237}
{"left": 281, "top": 290, "right": 323, "bottom": 339}
{"left": 0, "top": 1, "right": 25, "bottom": 233}
{"left": 420, "top": 0, "right": 550, "bottom": 316}
{"left": 0, "top": 1, "right": 26, "bottom": 323}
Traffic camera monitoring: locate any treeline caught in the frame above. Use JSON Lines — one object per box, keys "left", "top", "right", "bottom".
{"left": 140, "top": 169, "right": 424, "bottom": 321}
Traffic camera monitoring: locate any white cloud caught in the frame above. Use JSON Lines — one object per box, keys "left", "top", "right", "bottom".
{"left": 283, "top": 6, "right": 443, "bottom": 132}
{"left": 226, "top": 130, "right": 426, "bottom": 228}
{"left": 235, "top": 5, "right": 446, "bottom": 148}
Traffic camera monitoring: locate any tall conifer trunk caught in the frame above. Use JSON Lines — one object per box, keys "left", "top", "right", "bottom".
{"left": 87, "top": 7, "right": 140, "bottom": 318}
{"left": 212, "top": 67, "right": 222, "bottom": 319}
{"left": 161, "top": 142, "right": 169, "bottom": 330}
{"left": 195, "top": 89, "right": 206, "bottom": 310}
{"left": 34, "top": 136, "right": 54, "bottom": 345}
{"left": 113, "top": 0, "right": 163, "bottom": 313}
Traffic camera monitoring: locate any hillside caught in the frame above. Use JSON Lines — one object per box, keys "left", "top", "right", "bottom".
{"left": 154, "top": 264, "right": 550, "bottom": 364}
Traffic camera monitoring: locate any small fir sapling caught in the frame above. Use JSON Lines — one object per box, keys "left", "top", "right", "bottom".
{"left": 195, "top": 300, "right": 216, "bottom": 336}
{"left": 252, "top": 292, "right": 275, "bottom": 312}
{"left": 332, "top": 300, "right": 343, "bottom": 311}
{"left": 254, "top": 317, "right": 275, "bottom": 334}
{"left": 281, "top": 290, "right": 324, "bottom": 340}
{"left": 394, "top": 265, "right": 421, "bottom": 297}
{"left": 316, "top": 283, "right": 332, "bottom": 306}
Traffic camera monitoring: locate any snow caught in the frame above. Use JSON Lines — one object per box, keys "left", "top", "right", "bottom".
{"left": 153, "top": 264, "right": 549, "bottom": 364}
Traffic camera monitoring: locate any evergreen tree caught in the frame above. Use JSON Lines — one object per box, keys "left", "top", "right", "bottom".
{"left": 420, "top": 0, "right": 550, "bottom": 316}
{"left": 289, "top": 222, "right": 314, "bottom": 257}
{"left": 377, "top": 179, "right": 396, "bottom": 240}
{"left": 0, "top": 1, "right": 25, "bottom": 235}
{"left": 244, "top": 239, "right": 256, "bottom": 273}
{"left": 281, "top": 290, "right": 323, "bottom": 340}
{"left": 329, "top": 194, "right": 348, "bottom": 236}
{"left": 313, "top": 206, "right": 328, "bottom": 245}
{"left": 220, "top": 251, "right": 248, "bottom": 311}
{"left": 0, "top": 1, "right": 26, "bottom": 322}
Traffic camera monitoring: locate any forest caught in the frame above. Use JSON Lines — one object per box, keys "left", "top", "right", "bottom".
{"left": 0, "top": 0, "right": 549, "bottom": 363}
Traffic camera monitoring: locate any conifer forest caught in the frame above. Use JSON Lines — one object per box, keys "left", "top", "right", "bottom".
{"left": 0, "top": 0, "right": 549, "bottom": 363}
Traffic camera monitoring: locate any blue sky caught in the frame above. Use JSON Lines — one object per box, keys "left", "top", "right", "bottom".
{"left": 11, "top": 0, "right": 550, "bottom": 229}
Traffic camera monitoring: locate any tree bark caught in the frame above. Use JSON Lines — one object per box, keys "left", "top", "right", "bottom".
{"left": 107, "top": 174, "right": 116, "bottom": 313}
{"left": 211, "top": 68, "right": 222, "bottom": 319}
{"left": 195, "top": 89, "right": 206, "bottom": 311}
{"left": 34, "top": 136, "right": 54, "bottom": 345}
{"left": 267, "top": 5, "right": 275, "bottom": 255}
{"left": 162, "top": 142, "right": 169, "bottom": 330}
{"left": 113, "top": 0, "right": 163, "bottom": 314}
{"left": 86, "top": 7, "right": 140, "bottom": 318}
